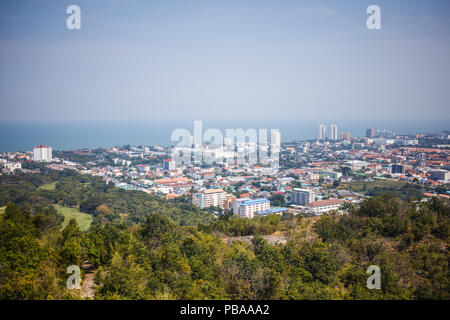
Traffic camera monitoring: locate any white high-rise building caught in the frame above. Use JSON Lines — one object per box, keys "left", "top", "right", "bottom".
{"left": 33, "top": 145, "right": 52, "bottom": 162}
{"left": 329, "top": 124, "right": 338, "bottom": 140}
{"left": 271, "top": 130, "right": 281, "bottom": 146}
{"left": 318, "top": 124, "right": 326, "bottom": 140}
{"left": 270, "top": 129, "right": 281, "bottom": 168}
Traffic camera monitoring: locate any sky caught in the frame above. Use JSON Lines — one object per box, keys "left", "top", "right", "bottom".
{"left": 0, "top": 0, "right": 450, "bottom": 127}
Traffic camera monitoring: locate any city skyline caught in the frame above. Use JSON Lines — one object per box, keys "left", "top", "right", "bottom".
{"left": 0, "top": 119, "right": 448, "bottom": 152}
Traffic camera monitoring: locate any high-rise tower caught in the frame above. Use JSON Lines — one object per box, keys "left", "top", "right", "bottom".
{"left": 317, "top": 124, "right": 326, "bottom": 140}
{"left": 329, "top": 124, "right": 338, "bottom": 140}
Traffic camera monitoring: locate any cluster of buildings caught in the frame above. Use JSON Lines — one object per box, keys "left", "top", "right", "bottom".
{"left": 318, "top": 123, "right": 352, "bottom": 142}
{"left": 0, "top": 144, "right": 53, "bottom": 174}
{"left": 1, "top": 128, "right": 449, "bottom": 217}
{"left": 318, "top": 124, "right": 340, "bottom": 141}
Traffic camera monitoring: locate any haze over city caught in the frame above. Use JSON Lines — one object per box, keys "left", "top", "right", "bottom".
{"left": 1, "top": 0, "right": 449, "bottom": 131}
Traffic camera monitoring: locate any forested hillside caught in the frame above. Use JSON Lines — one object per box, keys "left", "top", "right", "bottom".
{"left": 0, "top": 170, "right": 449, "bottom": 300}
{"left": 0, "top": 169, "right": 213, "bottom": 226}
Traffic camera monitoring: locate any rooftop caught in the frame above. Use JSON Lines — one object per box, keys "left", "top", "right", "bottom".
{"left": 203, "top": 188, "right": 224, "bottom": 194}
{"left": 306, "top": 199, "right": 343, "bottom": 208}
{"left": 241, "top": 198, "right": 270, "bottom": 206}
{"left": 34, "top": 144, "right": 50, "bottom": 149}
{"left": 257, "top": 207, "right": 288, "bottom": 215}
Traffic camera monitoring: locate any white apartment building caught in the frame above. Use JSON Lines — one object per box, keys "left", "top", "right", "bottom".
{"left": 33, "top": 145, "right": 52, "bottom": 162}
{"left": 231, "top": 197, "right": 250, "bottom": 214}
{"left": 193, "top": 188, "right": 227, "bottom": 209}
{"left": 234, "top": 198, "right": 270, "bottom": 219}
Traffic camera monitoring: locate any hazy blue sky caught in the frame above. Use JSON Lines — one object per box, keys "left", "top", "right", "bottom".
{"left": 1, "top": 0, "right": 449, "bottom": 125}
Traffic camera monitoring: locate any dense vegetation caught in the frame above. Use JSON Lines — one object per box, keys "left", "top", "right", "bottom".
{"left": 0, "top": 170, "right": 449, "bottom": 300}
{"left": 338, "top": 180, "right": 424, "bottom": 201}
{"left": 199, "top": 213, "right": 285, "bottom": 236}
{"left": 0, "top": 169, "right": 213, "bottom": 226}
{"left": 53, "top": 150, "right": 100, "bottom": 164}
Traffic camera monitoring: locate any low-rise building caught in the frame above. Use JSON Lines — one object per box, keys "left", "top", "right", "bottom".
{"left": 321, "top": 170, "right": 342, "bottom": 179}
{"left": 2, "top": 161, "right": 22, "bottom": 172}
{"left": 257, "top": 207, "right": 289, "bottom": 216}
{"left": 306, "top": 199, "right": 344, "bottom": 215}
{"left": 430, "top": 170, "right": 450, "bottom": 183}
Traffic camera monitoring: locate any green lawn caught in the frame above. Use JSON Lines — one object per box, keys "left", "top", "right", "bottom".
{"left": 38, "top": 181, "right": 57, "bottom": 190}
{"left": 55, "top": 204, "right": 92, "bottom": 231}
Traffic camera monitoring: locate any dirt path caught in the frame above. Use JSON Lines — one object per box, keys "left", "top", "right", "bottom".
{"left": 222, "top": 235, "right": 287, "bottom": 245}
{"left": 80, "top": 262, "right": 96, "bottom": 300}
{"left": 221, "top": 216, "right": 321, "bottom": 245}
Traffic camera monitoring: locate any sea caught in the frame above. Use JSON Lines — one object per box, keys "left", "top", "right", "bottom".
{"left": 0, "top": 119, "right": 448, "bottom": 152}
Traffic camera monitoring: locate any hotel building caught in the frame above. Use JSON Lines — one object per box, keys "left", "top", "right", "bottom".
{"left": 33, "top": 144, "right": 52, "bottom": 162}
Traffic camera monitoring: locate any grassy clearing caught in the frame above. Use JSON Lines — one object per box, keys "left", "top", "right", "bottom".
{"left": 0, "top": 206, "right": 6, "bottom": 214}
{"left": 38, "top": 181, "right": 57, "bottom": 190}
{"left": 55, "top": 204, "right": 92, "bottom": 231}
{"left": 337, "top": 180, "right": 407, "bottom": 193}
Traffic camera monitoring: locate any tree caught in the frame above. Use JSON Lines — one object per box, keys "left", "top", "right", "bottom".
{"left": 358, "top": 193, "right": 400, "bottom": 218}
{"left": 140, "top": 213, "right": 177, "bottom": 249}
{"left": 269, "top": 194, "right": 285, "bottom": 207}
{"left": 60, "top": 219, "right": 84, "bottom": 266}
{"left": 340, "top": 166, "right": 352, "bottom": 176}
{"left": 301, "top": 241, "right": 339, "bottom": 284}
{"left": 333, "top": 179, "right": 340, "bottom": 188}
